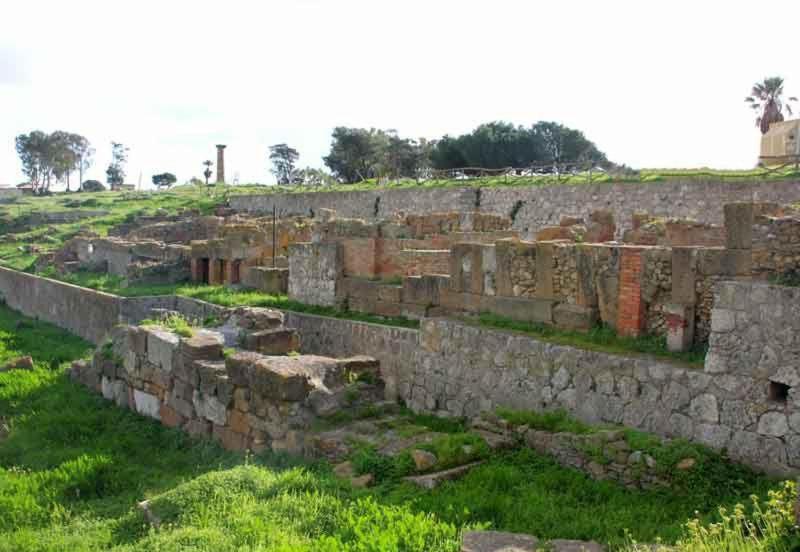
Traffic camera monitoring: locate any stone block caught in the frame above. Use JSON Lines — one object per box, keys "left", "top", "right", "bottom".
{"left": 243, "top": 266, "right": 289, "bottom": 294}
{"left": 250, "top": 357, "right": 312, "bottom": 401}
{"left": 192, "top": 390, "right": 227, "bottom": 425}
{"left": 244, "top": 328, "right": 300, "bottom": 355}
{"left": 403, "top": 275, "right": 446, "bottom": 306}
{"left": 127, "top": 326, "right": 148, "bottom": 356}
{"left": 553, "top": 304, "right": 598, "bottom": 331}
{"left": 484, "top": 296, "right": 554, "bottom": 324}
{"left": 664, "top": 303, "right": 695, "bottom": 353}
{"left": 374, "top": 301, "right": 402, "bottom": 317}
{"left": 184, "top": 418, "right": 211, "bottom": 438}
{"left": 212, "top": 424, "right": 249, "bottom": 451}
{"left": 724, "top": 202, "right": 754, "bottom": 249}
{"left": 146, "top": 328, "right": 179, "bottom": 373}
{"left": 377, "top": 285, "right": 403, "bottom": 303}
{"left": 179, "top": 330, "right": 224, "bottom": 363}
{"left": 225, "top": 351, "right": 263, "bottom": 386}
{"left": 233, "top": 307, "right": 284, "bottom": 331}
{"left": 195, "top": 360, "right": 226, "bottom": 395}
{"left": 133, "top": 389, "right": 161, "bottom": 420}
{"left": 159, "top": 404, "right": 184, "bottom": 428}
{"left": 228, "top": 409, "right": 251, "bottom": 435}
{"left": 461, "top": 530, "right": 539, "bottom": 552}
{"left": 671, "top": 247, "right": 696, "bottom": 305}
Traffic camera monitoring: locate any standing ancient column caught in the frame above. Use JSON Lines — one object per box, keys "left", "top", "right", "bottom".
{"left": 216, "top": 144, "right": 227, "bottom": 184}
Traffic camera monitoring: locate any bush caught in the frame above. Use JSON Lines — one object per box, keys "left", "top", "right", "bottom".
{"left": 81, "top": 180, "right": 105, "bottom": 192}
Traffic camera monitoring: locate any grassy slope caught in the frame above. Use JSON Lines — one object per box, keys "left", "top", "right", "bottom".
{"left": 0, "top": 304, "right": 793, "bottom": 551}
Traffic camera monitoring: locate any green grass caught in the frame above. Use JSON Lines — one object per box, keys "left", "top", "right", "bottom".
{"left": 0, "top": 304, "right": 795, "bottom": 550}
{"left": 496, "top": 408, "right": 594, "bottom": 434}
{"left": 475, "top": 313, "right": 707, "bottom": 367}
{"left": 140, "top": 313, "right": 195, "bottom": 338}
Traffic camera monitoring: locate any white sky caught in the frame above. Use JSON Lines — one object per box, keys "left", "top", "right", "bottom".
{"left": 1, "top": 0, "right": 799, "bottom": 188}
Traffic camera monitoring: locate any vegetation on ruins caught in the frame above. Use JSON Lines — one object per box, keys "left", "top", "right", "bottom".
{"left": 745, "top": 77, "right": 798, "bottom": 134}
{"left": 0, "top": 281, "right": 798, "bottom": 549}
{"left": 105, "top": 142, "right": 129, "bottom": 188}
{"left": 268, "top": 143, "right": 300, "bottom": 185}
{"left": 14, "top": 131, "right": 93, "bottom": 194}
{"left": 80, "top": 179, "right": 104, "bottom": 192}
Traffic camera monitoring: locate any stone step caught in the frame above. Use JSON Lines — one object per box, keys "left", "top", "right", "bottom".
{"left": 403, "top": 461, "right": 483, "bottom": 490}
{"left": 461, "top": 531, "right": 607, "bottom": 552}
{"left": 472, "top": 429, "right": 517, "bottom": 450}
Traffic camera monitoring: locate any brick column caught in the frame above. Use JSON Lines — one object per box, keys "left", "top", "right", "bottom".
{"left": 209, "top": 258, "right": 223, "bottom": 285}
{"left": 215, "top": 144, "right": 226, "bottom": 184}
{"left": 617, "top": 247, "right": 646, "bottom": 337}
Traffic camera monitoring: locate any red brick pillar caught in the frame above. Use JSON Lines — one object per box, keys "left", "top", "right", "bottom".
{"left": 222, "top": 260, "right": 233, "bottom": 285}
{"left": 617, "top": 247, "right": 646, "bottom": 337}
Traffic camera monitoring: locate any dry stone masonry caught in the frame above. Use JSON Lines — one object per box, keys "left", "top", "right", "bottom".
{"left": 70, "top": 307, "right": 385, "bottom": 455}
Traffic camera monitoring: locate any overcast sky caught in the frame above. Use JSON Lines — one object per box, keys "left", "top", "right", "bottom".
{"left": 1, "top": 0, "right": 799, "bottom": 188}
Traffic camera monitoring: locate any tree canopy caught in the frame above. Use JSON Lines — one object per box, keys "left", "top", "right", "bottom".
{"left": 323, "top": 122, "right": 610, "bottom": 184}
{"left": 269, "top": 143, "right": 300, "bottom": 185}
{"left": 323, "top": 127, "right": 432, "bottom": 183}
{"left": 152, "top": 172, "right": 177, "bottom": 189}
{"left": 14, "top": 130, "right": 93, "bottom": 194}
{"left": 430, "top": 121, "right": 609, "bottom": 171}
{"left": 105, "top": 142, "right": 129, "bottom": 188}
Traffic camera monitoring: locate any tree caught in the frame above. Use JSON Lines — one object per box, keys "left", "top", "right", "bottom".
{"left": 82, "top": 179, "right": 104, "bottom": 192}
{"left": 429, "top": 121, "right": 609, "bottom": 171}
{"left": 202, "top": 160, "right": 213, "bottom": 186}
{"left": 14, "top": 130, "right": 90, "bottom": 194}
{"left": 323, "top": 127, "right": 381, "bottom": 183}
{"left": 530, "top": 122, "right": 608, "bottom": 168}
{"left": 294, "top": 166, "right": 337, "bottom": 187}
{"left": 152, "top": 172, "right": 177, "bottom": 189}
{"left": 323, "top": 127, "right": 431, "bottom": 183}
{"left": 106, "top": 142, "right": 129, "bottom": 189}
{"left": 269, "top": 143, "right": 300, "bottom": 184}
{"left": 745, "top": 77, "right": 798, "bottom": 134}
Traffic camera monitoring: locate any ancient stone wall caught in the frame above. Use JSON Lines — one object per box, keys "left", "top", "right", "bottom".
{"left": 70, "top": 313, "right": 383, "bottom": 455}
{"left": 230, "top": 179, "right": 800, "bottom": 238}
{"left": 407, "top": 313, "right": 799, "bottom": 476}
{"left": 287, "top": 242, "right": 343, "bottom": 306}
{"left": 0, "top": 266, "right": 120, "bottom": 343}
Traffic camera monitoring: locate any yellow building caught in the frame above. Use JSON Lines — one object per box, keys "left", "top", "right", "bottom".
{"left": 759, "top": 119, "right": 800, "bottom": 166}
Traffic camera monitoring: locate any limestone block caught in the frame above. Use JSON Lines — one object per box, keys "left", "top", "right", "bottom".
{"left": 179, "top": 330, "right": 224, "bottom": 363}
{"left": 689, "top": 394, "right": 719, "bottom": 423}
{"left": 724, "top": 202, "right": 754, "bottom": 249}
{"left": 671, "top": 247, "right": 696, "bottom": 305}
{"left": 250, "top": 357, "right": 312, "bottom": 401}
{"left": 146, "top": 328, "right": 179, "bottom": 373}
{"left": 553, "top": 304, "right": 598, "bottom": 331}
{"left": 664, "top": 303, "right": 695, "bottom": 353}
{"left": 461, "top": 530, "right": 539, "bottom": 552}
{"left": 225, "top": 351, "right": 265, "bottom": 386}
{"left": 192, "top": 390, "right": 227, "bottom": 426}
{"left": 233, "top": 307, "right": 284, "bottom": 331}
{"left": 758, "top": 412, "right": 789, "bottom": 437}
{"left": 133, "top": 389, "right": 161, "bottom": 420}
{"left": 486, "top": 296, "right": 555, "bottom": 324}
{"left": 244, "top": 328, "right": 300, "bottom": 355}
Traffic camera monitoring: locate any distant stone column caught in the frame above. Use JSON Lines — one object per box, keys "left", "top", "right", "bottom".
{"left": 216, "top": 145, "right": 227, "bottom": 184}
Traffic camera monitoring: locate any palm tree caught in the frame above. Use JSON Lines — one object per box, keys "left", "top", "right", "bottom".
{"left": 745, "top": 77, "right": 798, "bottom": 134}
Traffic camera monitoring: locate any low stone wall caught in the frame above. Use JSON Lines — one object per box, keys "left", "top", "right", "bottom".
{"left": 406, "top": 313, "right": 798, "bottom": 476}
{"left": 283, "top": 311, "right": 419, "bottom": 400}
{"left": 70, "top": 312, "right": 383, "bottom": 455}
{"left": 230, "top": 179, "right": 800, "bottom": 238}
{"left": 0, "top": 267, "right": 121, "bottom": 343}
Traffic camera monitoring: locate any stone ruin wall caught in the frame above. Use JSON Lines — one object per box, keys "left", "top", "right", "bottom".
{"left": 288, "top": 202, "right": 800, "bottom": 352}
{"left": 69, "top": 307, "right": 385, "bottom": 456}
{"left": 230, "top": 178, "right": 800, "bottom": 239}
{"left": 0, "top": 264, "right": 797, "bottom": 475}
